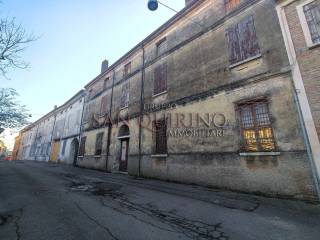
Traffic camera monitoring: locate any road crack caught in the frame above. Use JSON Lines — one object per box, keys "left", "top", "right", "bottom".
{"left": 74, "top": 202, "right": 119, "bottom": 240}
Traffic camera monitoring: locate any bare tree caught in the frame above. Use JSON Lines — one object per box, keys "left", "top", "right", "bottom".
{"left": 0, "top": 17, "right": 36, "bottom": 78}
{"left": 0, "top": 88, "right": 29, "bottom": 130}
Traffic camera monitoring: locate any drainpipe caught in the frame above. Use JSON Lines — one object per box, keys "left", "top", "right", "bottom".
{"left": 105, "top": 69, "right": 116, "bottom": 172}
{"left": 76, "top": 90, "right": 87, "bottom": 167}
{"left": 138, "top": 44, "right": 146, "bottom": 177}
{"left": 277, "top": 4, "right": 320, "bottom": 200}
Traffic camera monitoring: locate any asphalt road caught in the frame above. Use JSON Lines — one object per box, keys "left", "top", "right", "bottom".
{"left": 0, "top": 160, "right": 320, "bottom": 240}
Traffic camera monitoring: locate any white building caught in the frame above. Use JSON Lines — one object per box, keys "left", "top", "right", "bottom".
{"left": 51, "top": 90, "right": 85, "bottom": 165}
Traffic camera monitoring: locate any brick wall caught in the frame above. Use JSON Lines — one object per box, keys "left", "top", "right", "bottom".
{"left": 284, "top": 1, "right": 320, "bottom": 138}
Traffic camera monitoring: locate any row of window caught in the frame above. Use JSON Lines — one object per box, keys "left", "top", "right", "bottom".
{"left": 79, "top": 98, "right": 276, "bottom": 156}
{"left": 152, "top": 98, "right": 276, "bottom": 154}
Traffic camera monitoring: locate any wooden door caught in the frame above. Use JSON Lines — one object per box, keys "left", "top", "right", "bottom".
{"left": 50, "top": 141, "right": 60, "bottom": 163}
{"left": 119, "top": 139, "right": 129, "bottom": 172}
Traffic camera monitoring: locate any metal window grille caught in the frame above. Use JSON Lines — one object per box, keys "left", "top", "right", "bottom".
{"left": 238, "top": 99, "right": 276, "bottom": 152}
{"left": 304, "top": 0, "right": 320, "bottom": 44}
{"left": 95, "top": 133, "right": 104, "bottom": 155}
{"left": 226, "top": 15, "right": 260, "bottom": 65}
{"left": 154, "top": 63, "right": 167, "bottom": 95}
{"left": 224, "top": 0, "right": 240, "bottom": 12}
{"left": 79, "top": 136, "right": 86, "bottom": 156}
{"left": 152, "top": 119, "right": 167, "bottom": 154}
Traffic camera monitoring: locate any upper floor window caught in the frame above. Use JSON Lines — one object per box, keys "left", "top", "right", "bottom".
{"left": 153, "top": 63, "right": 167, "bottom": 95}
{"left": 298, "top": 0, "right": 320, "bottom": 46}
{"left": 237, "top": 98, "right": 276, "bottom": 152}
{"left": 104, "top": 77, "right": 109, "bottom": 89}
{"left": 156, "top": 37, "right": 167, "bottom": 56}
{"left": 120, "top": 82, "right": 130, "bottom": 108}
{"left": 95, "top": 132, "right": 104, "bottom": 156}
{"left": 152, "top": 119, "right": 167, "bottom": 154}
{"left": 226, "top": 15, "right": 260, "bottom": 65}
{"left": 124, "top": 62, "right": 131, "bottom": 77}
{"left": 224, "top": 0, "right": 240, "bottom": 12}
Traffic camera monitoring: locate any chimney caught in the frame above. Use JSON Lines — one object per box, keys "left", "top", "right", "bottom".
{"left": 101, "top": 59, "right": 109, "bottom": 74}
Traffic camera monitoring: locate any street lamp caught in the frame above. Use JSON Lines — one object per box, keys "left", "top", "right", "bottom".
{"left": 148, "top": 0, "right": 159, "bottom": 11}
{"left": 147, "top": 0, "right": 205, "bottom": 29}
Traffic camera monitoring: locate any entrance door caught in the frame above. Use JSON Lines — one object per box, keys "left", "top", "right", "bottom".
{"left": 50, "top": 141, "right": 60, "bottom": 163}
{"left": 119, "top": 139, "right": 129, "bottom": 172}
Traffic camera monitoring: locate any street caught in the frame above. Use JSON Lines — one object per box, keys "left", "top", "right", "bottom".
{"left": 0, "top": 160, "right": 320, "bottom": 240}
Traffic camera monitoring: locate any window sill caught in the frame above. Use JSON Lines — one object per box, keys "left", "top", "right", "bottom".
{"left": 152, "top": 91, "right": 167, "bottom": 98}
{"left": 308, "top": 41, "right": 320, "bottom": 50}
{"left": 239, "top": 152, "right": 280, "bottom": 156}
{"left": 151, "top": 154, "right": 168, "bottom": 158}
{"left": 229, "top": 54, "right": 262, "bottom": 69}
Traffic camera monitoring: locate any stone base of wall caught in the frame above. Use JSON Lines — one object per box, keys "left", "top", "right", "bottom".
{"left": 77, "top": 155, "right": 107, "bottom": 171}
{"left": 134, "top": 151, "right": 318, "bottom": 202}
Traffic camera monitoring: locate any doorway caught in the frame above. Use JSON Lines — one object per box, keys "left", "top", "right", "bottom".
{"left": 118, "top": 124, "right": 130, "bottom": 172}
{"left": 119, "top": 139, "right": 129, "bottom": 172}
{"left": 70, "top": 138, "right": 79, "bottom": 166}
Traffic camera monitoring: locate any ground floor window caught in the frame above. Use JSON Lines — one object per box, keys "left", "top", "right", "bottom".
{"left": 152, "top": 119, "right": 167, "bottom": 154}
{"left": 79, "top": 136, "right": 86, "bottom": 156}
{"left": 95, "top": 133, "right": 104, "bottom": 155}
{"left": 237, "top": 98, "right": 276, "bottom": 152}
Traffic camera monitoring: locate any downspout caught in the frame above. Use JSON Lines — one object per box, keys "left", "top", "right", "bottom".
{"left": 75, "top": 90, "right": 87, "bottom": 167}
{"left": 105, "top": 69, "right": 116, "bottom": 172}
{"left": 138, "top": 44, "right": 146, "bottom": 177}
{"left": 277, "top": 5, "right": 320, "bottom": 199}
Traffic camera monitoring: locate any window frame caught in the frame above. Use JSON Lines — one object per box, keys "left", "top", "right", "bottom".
{"left": 236, "top": 98, "right": 277, "bottom": 152}
{"left": 226, "top": 15, "right": 261, "bottom": 66}
{"left": 152, "top": 118, "right": 168, "bottom": 154}
{"left": 123, "top": 62, "right": 131, "bottom": 78}
{"left": 120, "top": 81, "right": 130, "bottom": 109}
{"left": 79, "top": 136, "right": 87, "bottom": 156}
{"left": 153, "top": 63, "right": 167, "bottom": 96}
{"left": 297, "top": 0, "right": 320, "bottom": 48}
{"left": 156, "top": 37, "right": 167, "bottom": 57}
{"left": 95, "top": 132, "right": 104, "bottom": 156}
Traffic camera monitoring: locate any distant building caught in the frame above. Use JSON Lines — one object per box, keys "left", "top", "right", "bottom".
{"left": 50, "top": 90, "right": 84, "bottom": 165}
{"left": 12, "top": 134, "right": 22, "bottom": 160}
{"left": 0, "top": 140, "right": 7, "bottom": 159}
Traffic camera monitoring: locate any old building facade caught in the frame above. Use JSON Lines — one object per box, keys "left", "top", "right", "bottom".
{"left": 51, "top": 91, "right": 84, "bottom": 165}
{"left": 14, "top": 0, "right": 320, "bottom": 201}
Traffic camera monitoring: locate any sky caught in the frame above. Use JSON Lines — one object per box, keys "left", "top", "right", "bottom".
{"left": 0, "top": 0, "right": 185, "bottom": 150}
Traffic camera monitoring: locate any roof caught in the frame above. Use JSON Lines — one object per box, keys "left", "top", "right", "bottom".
{"left": 84, "top": 0, "right": 204, "bottom": 89}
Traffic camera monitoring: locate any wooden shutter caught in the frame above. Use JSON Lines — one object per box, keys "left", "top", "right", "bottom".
{"left": 161, "top": 63, "right": 167, "bottom": 93}
{"left": 238, "top": 16, "right": 260, "bottom": 60}
{"left": 154, "top": 65, "right": 161, "bottom": 95}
